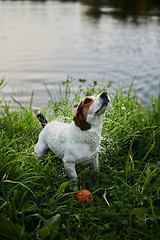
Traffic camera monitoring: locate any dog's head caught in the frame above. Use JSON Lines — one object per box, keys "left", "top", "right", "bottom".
{"left": 73, "top": 92, "right": 110, "bottom": 131}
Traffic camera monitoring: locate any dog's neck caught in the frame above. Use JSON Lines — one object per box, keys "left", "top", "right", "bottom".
{"left": 73, "top": 113, "right": 104, "bottom": 136}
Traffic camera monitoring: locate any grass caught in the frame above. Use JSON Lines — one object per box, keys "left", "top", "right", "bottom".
{"left": 0, "top": 78, "right": 160, "bottom": 239}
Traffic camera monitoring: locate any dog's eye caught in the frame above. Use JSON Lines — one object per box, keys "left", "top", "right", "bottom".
{"left": 84, "top": 98, "right": 92, "bottom": 105}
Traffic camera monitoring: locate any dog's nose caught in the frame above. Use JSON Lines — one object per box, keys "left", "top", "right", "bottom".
{"left": 100, "top": 92, "right": 109, "bottom": 101}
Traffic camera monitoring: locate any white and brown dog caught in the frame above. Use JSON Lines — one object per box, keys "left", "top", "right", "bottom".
{"left": 34, "top": 92, "right": 109, "bottom": 190}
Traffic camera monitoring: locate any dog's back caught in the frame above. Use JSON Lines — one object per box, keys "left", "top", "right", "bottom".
{"left": 35, "top": 121, "right": 70, "bottom": 158}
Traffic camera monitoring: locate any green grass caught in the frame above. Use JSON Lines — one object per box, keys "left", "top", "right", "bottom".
{"left": 0, "top": 78, "right": 160, "bottom": 239}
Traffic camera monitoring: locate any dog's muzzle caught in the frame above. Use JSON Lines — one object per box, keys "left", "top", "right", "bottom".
{"left": 95, "top": 92, "right": 110, "bottom": 114}
{"left": 100, "top": 92, "right": 110, "bottom": 105}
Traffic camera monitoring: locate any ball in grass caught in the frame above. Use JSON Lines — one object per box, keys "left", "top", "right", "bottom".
{"left": 76, "top": 190, "right": 92, "bottom": 204}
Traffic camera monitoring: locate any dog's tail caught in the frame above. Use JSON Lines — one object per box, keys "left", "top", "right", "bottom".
{"left": 33, "top": 107, "right": 48, "bottom": 128}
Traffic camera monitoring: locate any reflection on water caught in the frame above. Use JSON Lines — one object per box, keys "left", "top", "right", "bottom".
{"left": 80, "top": 0, "right": 160, "bottom": 20}
{"left": 0, "top": 0, "right": 160, "bottom": 105}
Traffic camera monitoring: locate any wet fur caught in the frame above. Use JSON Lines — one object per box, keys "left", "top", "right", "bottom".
{"left": 34, "top": 92, "right": 109, "bottom": 191}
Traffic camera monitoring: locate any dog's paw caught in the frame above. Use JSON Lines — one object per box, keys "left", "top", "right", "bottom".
{"left": 73, "top": 185, "right": 78, "bottom": 191}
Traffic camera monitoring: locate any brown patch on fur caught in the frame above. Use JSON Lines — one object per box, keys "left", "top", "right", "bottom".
{"left": 73, "top": 97, "right": 94, "bottom": 131}
{"left": 73, "top": 103, "right": 78, "bottom": 108}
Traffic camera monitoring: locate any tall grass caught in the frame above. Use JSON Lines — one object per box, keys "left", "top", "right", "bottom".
{"left": 0, "top": 79, "right": 160, "bottom": 239}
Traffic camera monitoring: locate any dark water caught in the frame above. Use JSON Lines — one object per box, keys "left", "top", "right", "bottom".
{"left": 0, "top": 0, "right": 160, "bottom": 105}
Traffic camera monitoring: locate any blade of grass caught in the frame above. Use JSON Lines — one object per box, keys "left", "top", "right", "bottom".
{"left": 3, "top": 180, "right": 36, "bottom": 198}
{"left": 43, "top": 83, "right": 54, "bottom": 105}
{"left": 29, "top": 90, "right": 34, "bottom": 109}
{"left": 126, "top": 133, "right": 136, "bottom": 180}
{"left": 11, "top": 97, "right": 25, "bottom": 110}
{"left": 130, "top": 227, "right": 156, "bottom": 239}
{"left": 149, "top": 195, "right": 160, "bottom": 231}
{"left": 138, "top": 142, "right": 155, "bottom": 168}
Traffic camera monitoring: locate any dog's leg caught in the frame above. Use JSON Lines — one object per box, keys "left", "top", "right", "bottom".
{"left": 64, "top": 162, "right": 78, "bottom": 191}
{"left": 92, "top": 155, "right": 99, "bottom": 171}
{"left": 34, "top": 141, "right": 48, "bottom": 158}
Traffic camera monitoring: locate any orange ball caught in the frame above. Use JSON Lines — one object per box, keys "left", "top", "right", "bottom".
{"left": 76, "top": 190, "right": 92, "bottom": 204}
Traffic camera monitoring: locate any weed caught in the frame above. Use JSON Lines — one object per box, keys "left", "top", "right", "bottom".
{"left": 0, "top": 78, "right": 160, "bottom": 239}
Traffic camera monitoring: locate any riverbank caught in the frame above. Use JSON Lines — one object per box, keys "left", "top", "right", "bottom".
{"left": 0, "top": 80, "right": 160, "bottom": 239}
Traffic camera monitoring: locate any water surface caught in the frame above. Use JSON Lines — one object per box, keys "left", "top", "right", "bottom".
{"left": 0, "top": 0, "right": 160, "bottom": 105}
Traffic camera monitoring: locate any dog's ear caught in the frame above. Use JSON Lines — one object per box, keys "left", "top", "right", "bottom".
{"left": 73, "top": 101, "right": 91, "bottom": 131}
{"left": 73, "top": 113, "right": 91, "bottom": 131}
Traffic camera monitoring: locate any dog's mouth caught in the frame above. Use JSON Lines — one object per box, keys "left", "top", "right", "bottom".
{"left": 95, "top": 92, "right": 110, "bottom": 115}
{"left": 95, "top": 101, "right": 108, "bottom": 114}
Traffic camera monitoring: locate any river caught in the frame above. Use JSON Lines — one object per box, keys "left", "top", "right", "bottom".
{"left": 0, "top": 0, "right": 160, "bottom": 106}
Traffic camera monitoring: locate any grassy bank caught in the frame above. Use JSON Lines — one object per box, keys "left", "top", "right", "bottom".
{"left": 0, "top": 79, "right": 160, "bottom": 239}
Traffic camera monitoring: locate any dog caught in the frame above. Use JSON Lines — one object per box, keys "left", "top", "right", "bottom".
{"left": 34, "top": 92, "right": 109, "bottom": 190}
